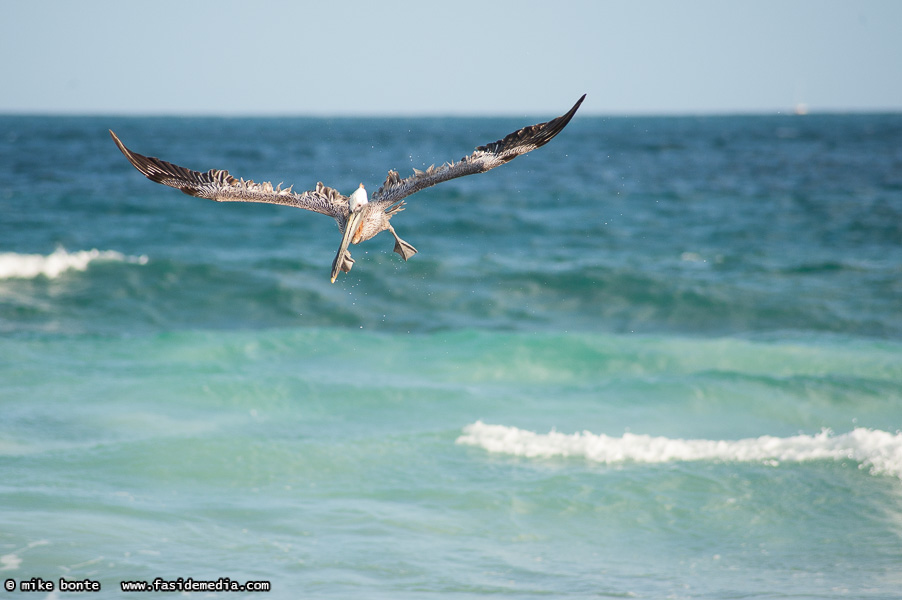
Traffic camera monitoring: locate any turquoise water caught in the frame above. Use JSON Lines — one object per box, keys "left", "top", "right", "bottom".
{"left": 1, "top": 113, "right": 901, "bottom": 598}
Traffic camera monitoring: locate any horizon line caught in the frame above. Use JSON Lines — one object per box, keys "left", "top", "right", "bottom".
{"left": 2, "top": 106, "right": 901, "bottom": 119}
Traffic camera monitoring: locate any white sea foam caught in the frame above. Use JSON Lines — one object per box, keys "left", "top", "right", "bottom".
{"left": 0, "top": 553, "right": 21, "bottom": 571}
{"left": 457, "top": 422, "right": 902, "bottom": 478}
{"left": 0, "top": 540, "right": 49, "bottom": 572}
{"left": 0, "top": 248, "right": 148, "bottom": 279}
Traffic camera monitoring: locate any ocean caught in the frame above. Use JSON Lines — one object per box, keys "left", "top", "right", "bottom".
{"left": 1, "top": 111, "right": 901, "bottom": 598}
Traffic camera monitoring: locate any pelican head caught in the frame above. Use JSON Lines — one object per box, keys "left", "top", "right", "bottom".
{"left": 349, "top": 183, "right": 368, "bottom": 212}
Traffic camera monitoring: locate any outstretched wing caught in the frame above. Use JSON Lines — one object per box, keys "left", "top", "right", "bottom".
{"left": 110, "top": 130, "right": 347, "bottom": 219}
{"left": 370, "top": 94, "right": 585, "bottom": 209}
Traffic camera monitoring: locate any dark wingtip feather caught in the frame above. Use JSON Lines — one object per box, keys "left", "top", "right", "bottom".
{"left": 110, "top": 129, "right": 130, "bottom": 160}
{"left": 529, "top": 93, "right": 586, "bottom": 148}
{"left": 110, "top": 129, "right": 159, "bottom": 181}
{"left": 477, "top": 94, "right": 586, "bottom": 156}
{"left": 110, "top": 130, "right": 214, "bottom": 194}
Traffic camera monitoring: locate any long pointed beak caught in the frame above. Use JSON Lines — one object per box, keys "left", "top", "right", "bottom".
{"left": 330, "top": 210, "right": 365, "bottom": 283}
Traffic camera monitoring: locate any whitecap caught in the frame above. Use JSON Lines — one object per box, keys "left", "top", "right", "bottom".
{"left": 0, "top": 248, "right": 148, "bottom": 280}
{"left": 0, "top": 553, "right": 21, "bottom": 571}
{"left": 456, "top": 422, "right": 902, "bottom": 478}
{"left": 0, "top": 541, "right": 48, "bottom": 572}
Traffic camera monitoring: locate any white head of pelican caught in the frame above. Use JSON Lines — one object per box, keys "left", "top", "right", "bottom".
{"left": 349, "top": 183, "right": 368, "bottom": 212}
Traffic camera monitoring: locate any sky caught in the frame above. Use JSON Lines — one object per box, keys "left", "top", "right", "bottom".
{"left": 3, "top": 0, "right": 901, "bottom": 116}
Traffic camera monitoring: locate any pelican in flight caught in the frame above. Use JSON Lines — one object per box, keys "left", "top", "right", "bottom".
{"left": 111, "top": 94, "right": 585, "bottom": 282}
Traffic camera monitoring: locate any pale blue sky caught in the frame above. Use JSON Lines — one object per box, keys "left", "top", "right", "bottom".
{"left": 3, "top": 0, "right": 901, "bottom": 115}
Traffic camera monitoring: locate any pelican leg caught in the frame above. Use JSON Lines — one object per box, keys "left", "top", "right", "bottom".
{"left": 388, "top": 225, "right": 417, "bottom": 261}
{"left": 331, "top": 211, "right": 365, "bottom": 283}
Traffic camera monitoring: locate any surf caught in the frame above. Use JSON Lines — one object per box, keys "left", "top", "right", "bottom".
{"left": 0, "top": 247, "right": 148, "bottom": 280}
{"left": 457, "top": 421, "right": 902, "bottom": 478}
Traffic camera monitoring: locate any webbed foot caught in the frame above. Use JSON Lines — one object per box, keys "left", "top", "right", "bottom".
{"left": 330, "top": 249, "right": 354, "bottom": 283}
{"left": 393, "top": 238, "right": 418, "bottom": 261}
{"left": 388, "top": 225, "right": 417, "bottom": 261}
{"left": 340, "top": 251, "right": 355, "bottom": 273}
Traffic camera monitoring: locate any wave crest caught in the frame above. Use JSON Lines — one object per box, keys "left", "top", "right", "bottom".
{"left": 0, "top": 248, "right": 148, "bottom": 280}
{"left": 456, "top": 422, "right": 902, "bottom": 478}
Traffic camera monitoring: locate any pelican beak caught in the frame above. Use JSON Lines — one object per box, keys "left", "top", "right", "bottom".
{"left": 330, "top": 209, "right": 366, "bottom": 283}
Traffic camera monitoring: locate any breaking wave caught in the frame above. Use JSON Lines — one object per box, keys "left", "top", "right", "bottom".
{"left": 0, "top": 248, "right": 148, "bottom": 279}
{"left": 457, "top": 422, "right": 902, "bottom": 478}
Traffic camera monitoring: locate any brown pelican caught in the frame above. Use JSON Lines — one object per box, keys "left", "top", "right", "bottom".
{"left": 110, "top": 94, "right": 585, "bottom": 282}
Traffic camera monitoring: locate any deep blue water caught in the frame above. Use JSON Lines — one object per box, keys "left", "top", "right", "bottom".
{"left": 1, "top": 112, "right": 901, "bottom": 598}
